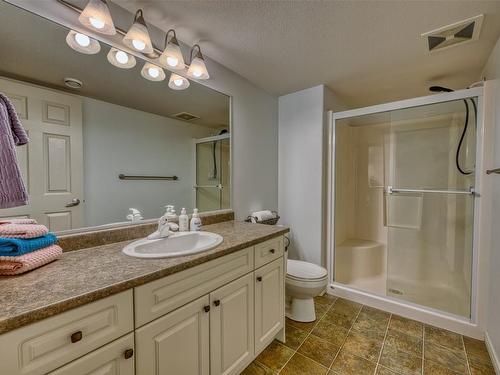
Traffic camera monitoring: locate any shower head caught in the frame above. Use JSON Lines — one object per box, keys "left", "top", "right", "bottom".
{"left": 429, "top": 86, "right": 454, "bottom": 93}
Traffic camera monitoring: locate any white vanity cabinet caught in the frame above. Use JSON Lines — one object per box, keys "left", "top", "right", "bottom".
{"left": 0, "top": 235, "right": 285, "bottom": 375}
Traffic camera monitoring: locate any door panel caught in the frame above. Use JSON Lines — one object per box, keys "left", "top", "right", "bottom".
{"left": 255, "top": 258, "right": 284, "bottom": 353}
{"left": 0, "top": 77, "right": 83, "bottom": 230}
{"left": 210, "top": 273, "right": 254, "bottom": 375}
{"left": 135, "top": 295, "right": 210, "bottom": 375}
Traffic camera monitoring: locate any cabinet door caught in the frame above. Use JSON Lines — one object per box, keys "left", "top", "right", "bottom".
{"left": 210, "top": 273, "right": 254, "bottom": 375}
{"left": 48, "top": 334, "right": 134, "bottom": 375}
{"left": 135, "top": 295, "right": 210, "bottom": 375}
{"left": 255, "top": 258, "right": 285, "bottom": 353}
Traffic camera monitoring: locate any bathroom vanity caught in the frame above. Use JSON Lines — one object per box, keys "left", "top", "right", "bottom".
{"left": 0, "top": 221, "right": 288, "bottom": 375}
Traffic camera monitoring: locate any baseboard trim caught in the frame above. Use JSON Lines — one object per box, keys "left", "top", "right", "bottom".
{"left": 485, "top": 331, "right": 500, "bottom": 375}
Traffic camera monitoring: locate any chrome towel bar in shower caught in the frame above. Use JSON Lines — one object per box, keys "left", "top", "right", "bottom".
{"left": 118, "top": 174, "right": 179, "bottom": 181}
{"left": 386, "top": 186, "right": 475, "bottom": 195}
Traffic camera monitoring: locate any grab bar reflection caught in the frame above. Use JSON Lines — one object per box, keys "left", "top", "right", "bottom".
{"left": 386, "top": 186, "right": 475, "bottom": 195}
{"left": 119, "top": 174, "right": 178, "bottom": 181}
{"left": 486, "top": 168, "right": 500, "bottom": 175}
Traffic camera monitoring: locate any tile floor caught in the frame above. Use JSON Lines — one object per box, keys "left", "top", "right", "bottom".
{"left": 242, "top": 295, "right": 496, "bottom": 375}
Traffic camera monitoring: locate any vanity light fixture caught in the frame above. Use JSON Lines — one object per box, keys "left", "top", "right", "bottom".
{"left": 141, "top": 62, "right": 166, "bottom": 81}
{"left": 159, "top": 29, "right": 185, "bottom": 70}
{"left": 107, "top": 47, "right": 136, "bottom": 69}
{"left": 66, "top": 30, "right": 101, "bottom": 54}
{"left": 78, "top": 0, "right": 116, "bottom": 35}
{"left": 187, "top": 45, "right": 209, "bottom": 80}
{"left": 168, "top": 73, "right": 190, "bottom": 90}
{"left": 123, "top": 9, "right": 153, "bottom": 54}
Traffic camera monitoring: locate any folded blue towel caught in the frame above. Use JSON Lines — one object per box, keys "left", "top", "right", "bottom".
{"left": 0, "top": 233, "right": 57, "bottom": 256}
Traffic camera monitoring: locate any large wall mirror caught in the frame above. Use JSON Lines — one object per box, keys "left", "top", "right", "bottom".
{"left": 0, "top": 1, "right": 231, "bottom": 232}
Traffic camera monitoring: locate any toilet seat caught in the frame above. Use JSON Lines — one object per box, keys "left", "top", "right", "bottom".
{"left": 287, "top": 259, "right": 327, "bottom": 281}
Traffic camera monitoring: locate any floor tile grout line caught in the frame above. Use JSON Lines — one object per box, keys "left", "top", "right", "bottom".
{"left": 374, "top": 313, "right": 393, "bottom": 375}
{"left": 327, "top": 301, "right": 364, "bottom": 373}
{"left": 276, "top": 297, "right": 338, "bottom": 374}
{"left": 461, "top": 334, "right": 473, "bottom": 375}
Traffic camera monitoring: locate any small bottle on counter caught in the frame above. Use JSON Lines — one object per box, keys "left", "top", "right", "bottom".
{"left": 179, "top": 208, "right": 189, "bottom": 232}
{"left": 190, "top": 208, "right": 202, "bottom": 231}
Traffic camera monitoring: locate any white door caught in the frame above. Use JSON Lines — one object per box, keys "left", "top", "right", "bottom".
{"left": 255, "top": 258, "right": 285, "bottom": 354}
{"left": 210, "top": 273, "right": 254, "bottom": 375}
{"left": 0, "top": 77, "right": 83, "bottom": 231}
{"left": 135, "top": 295, "right": 210, "bottom": 375}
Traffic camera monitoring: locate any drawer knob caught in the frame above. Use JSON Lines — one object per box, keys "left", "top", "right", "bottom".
{"left": 214, "top": 300, "right": 221, "bottom": 307}
{"left": 124, "top": 348, "right": 134, "bottom": 359}
{"left": 256, "top": 276, "right": 262, "bottom": 282}
{"left": 70, "top": 331, "right": 83, "bottom": 343}
{"left": 269, "top": 249, "right": 275, "bottom": 254}
{"left": 203, "top": 305, "right": 211, "bottom": 313}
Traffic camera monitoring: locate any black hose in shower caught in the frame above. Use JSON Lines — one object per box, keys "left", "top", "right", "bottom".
{"left": 429, "top": 86, "right": 476, "bottom": 175}
{"left": 212, "top": 129, "right": 228, "bottom": 179}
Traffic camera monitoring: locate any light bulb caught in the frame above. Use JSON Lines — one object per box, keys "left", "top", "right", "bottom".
{"left": 148, "top": 67, "right": 160, "bottom": 78}
{"left": 192, "top": 70, "right": 202, "bottom": 78}
{"left": 168, "top": 73, "right": 190, "bottom": 90}
{"left": 132, "top": 39, "right": 146, "bottom": 51}
{"left": 74, "top": 33, "right": 90, "bottom": 47}
{"left": 115, "top": 51, "right": 129, "bottom": 64}
{"left": 89, "top": 17, "right": 105, "bottom": 29}
{"left": 166, "top": 56, "right": 179, "bottom": 67}
{"left": 174, "top": 78, "right": 183, "bottom": 86}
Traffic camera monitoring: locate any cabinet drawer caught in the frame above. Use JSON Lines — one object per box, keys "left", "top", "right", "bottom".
{"left": 0, "top": 290, "right": 133, "bottom": 375}
{"left": 135, "top": 247, "right": 254, "bottom": 327}
{"left": 254, "top": 236, "right": 284, "bottom": 268}
{"left": 48, "top": 333, "right": 135, "bottom": 375}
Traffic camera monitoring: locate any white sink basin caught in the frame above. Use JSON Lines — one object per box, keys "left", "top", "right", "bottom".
{"left": 122, "top": 231, "right": 223, "bottom": 258}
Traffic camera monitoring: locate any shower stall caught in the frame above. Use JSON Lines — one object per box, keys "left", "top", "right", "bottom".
{"left": 194, "top": 133, "right": 231, "bottom": 212}
{"left": 328, "top": 88, "right": 483, "bottom": 331}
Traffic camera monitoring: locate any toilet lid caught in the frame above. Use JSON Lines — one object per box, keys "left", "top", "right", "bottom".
{"left": 287, "top": 259, "right": 327, "bottom": 280}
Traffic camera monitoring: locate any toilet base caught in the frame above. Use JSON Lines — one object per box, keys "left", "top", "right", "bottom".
{"left": 286, "top": 297, "right": 316, "bottom": 322}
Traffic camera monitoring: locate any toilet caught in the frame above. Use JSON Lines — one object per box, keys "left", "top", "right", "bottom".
{"left": 285, "top": 259, "right": 328, "bottom": 322}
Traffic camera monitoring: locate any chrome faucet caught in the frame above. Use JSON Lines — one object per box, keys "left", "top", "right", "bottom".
{"left": 147, "top": 206, "right": 179, "bottom": 240}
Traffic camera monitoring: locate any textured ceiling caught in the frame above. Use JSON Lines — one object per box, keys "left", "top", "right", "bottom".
{"left": 0, "top": 1, "right": 229, "bottom": 127}
{"left": 112, "top": 0, "right": 500, "bottom": 108}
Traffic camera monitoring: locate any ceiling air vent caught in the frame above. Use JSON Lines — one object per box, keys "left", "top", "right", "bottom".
{"left": 173, "top": 112, "right": 200, "bottom": 121}
{"left": 421, "top": 14, "right": 483, "bottom": 52}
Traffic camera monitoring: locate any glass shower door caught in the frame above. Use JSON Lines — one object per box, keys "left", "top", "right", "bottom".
{"left": 385, "top": 98, "right": 477, "bottom": 318}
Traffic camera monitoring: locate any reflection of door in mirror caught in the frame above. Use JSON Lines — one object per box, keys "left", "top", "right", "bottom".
{"left": 0, "top": 78, "right": 83, "bottom": 231}
{"left": 195, "top": 134, "right": 230, "bottom": 212}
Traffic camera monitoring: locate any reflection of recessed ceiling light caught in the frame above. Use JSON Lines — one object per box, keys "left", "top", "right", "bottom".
{"left": 64, "top": 77, "right": 83, "bottom": 89}
{"left": 66, "top": 30, "right": 101, "bottom": 54}
{"left": 141, "top": 62, "right": 165, "bottom": 81}
{"left": 168, "top": 73, "right": 190, "bottom": 90}
{"left": 107, "top": 47, "right": 136, "bottom": 69}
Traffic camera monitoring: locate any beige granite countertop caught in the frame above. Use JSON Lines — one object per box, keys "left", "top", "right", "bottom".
{"left": 0, "top": 221, "right": 289, "bottom": 334}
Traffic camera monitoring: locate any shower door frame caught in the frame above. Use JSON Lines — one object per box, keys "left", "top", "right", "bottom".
{"left": 326, "top": 87, "right": 485, "bottom": 338}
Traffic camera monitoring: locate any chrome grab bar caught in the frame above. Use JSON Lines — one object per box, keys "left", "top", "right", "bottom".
{"left": 486, "top": 168, "right": 500, "bottom": 175}
{"left": 194, "top": 184, "right": 223, "bottom": 189}
{"left": 386, "top": 186, "right": 475, "bottom": 195}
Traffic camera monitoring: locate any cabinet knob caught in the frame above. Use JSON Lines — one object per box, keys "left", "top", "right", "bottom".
{"left": 269, "top": 249, "right": 275, "bottom": 254}
{"left": 214, "top": 300, "right": 221, "bottom": 307}
{"left": 70, "top": 331, "right": 83, "bottom": 343}
{"left": 203, "top": 305, "right": 210, "bottom": 313}
{"left": 256, "top": 276, "right": 262, "bottom": 282}
{"left": 124, "top": 348, "right": 134, "bottom": 359}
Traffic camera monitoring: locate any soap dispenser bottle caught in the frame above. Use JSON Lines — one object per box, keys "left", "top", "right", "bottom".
{"left": 190, "top": 208, "right": 202, "bottom": 231}
{"left": 179, "top": 208, "right": 189, "bottom": 232}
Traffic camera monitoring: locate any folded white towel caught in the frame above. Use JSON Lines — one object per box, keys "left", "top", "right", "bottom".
{"left": 252, "top": 210, "right": 275, "bottom": 222}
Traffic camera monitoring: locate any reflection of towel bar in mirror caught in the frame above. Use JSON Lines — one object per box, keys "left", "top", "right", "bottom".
{"left": 386, "top": 186, "right": 475, "bottom": 195}
{"left": 486, "top": 168, "right": 500, "bottom": 175}
{"left": 194, "top": 184, "right": 223, "bottom": 189}
{"left": 119, "top": 174, "right": 179, "bottom": 181}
